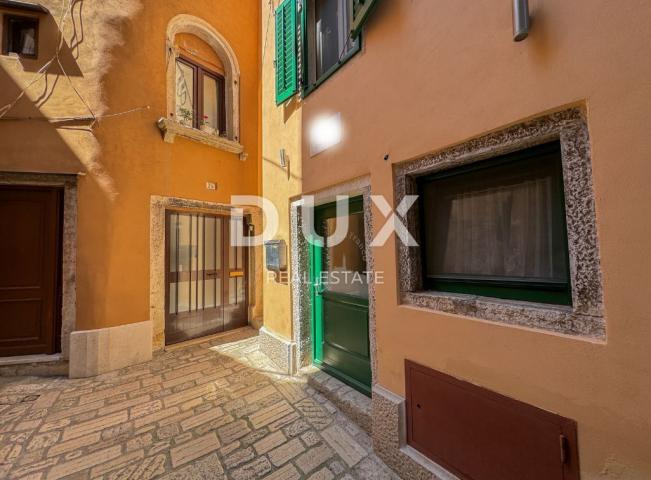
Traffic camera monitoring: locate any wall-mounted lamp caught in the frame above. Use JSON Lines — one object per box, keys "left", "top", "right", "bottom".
{"left": 512, "top": 0, "right": 530, "bottom": 42}
{"left": 280, "top": 148, "right": 287, "bottom": 168}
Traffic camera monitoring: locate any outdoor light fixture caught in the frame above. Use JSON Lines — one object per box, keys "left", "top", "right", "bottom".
{"left": 512, "top": 0, "right": 530, "bottom": 41}
{"left": 280, "top": 148, "right": 287, "bottom": 168}
{"left": 309, "top": 113, "right": 342, "bottom": 157}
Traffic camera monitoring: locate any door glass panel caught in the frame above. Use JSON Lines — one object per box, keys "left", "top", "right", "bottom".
{"left": 205, "top": 217, "right": 215, "bottom": 270}
{"left": 215, "top": 217, "right": 222, "bottom": 269}
{"left": 197, "top": 216, "right": 204, "bottom": 310}
{"left": 215, "top": 277, "right": 222, "bottom": 307}
{"left": 170, "top": 213, "right": 178, "bottom": 273}
{"left": 229, "top": 278, "right": 237, "bottom": 305}
{"left": 323, "top": 212, "right": 368, "bottom": 297}
{"left": 169, "top": 213, "right": 178, "bottom": 314}
{"left": 237, "top": 277, "right": 245, "bottom": 304}
{"left": 177, "top": 214, "right": 191, "bottom": 313}
{"left": 169, "top": 284, "right": 177, "bottom": 314}
{"left": 205, "top": 278, "right": 215, "bottom": 308}
{"left": 190, "top": 215, "right": 197, "bottom": 311}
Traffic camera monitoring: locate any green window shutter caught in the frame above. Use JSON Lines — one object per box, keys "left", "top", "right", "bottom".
{"left": 275, "top": 0, "right": 298, "bottom": 105}
{"left": 349, "top": 0, "right": 380, "bottom": 38}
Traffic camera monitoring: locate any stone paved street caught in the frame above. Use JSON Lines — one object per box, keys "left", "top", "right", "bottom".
{"left": 0, "top": 328, "right": 399, "bottom": 480}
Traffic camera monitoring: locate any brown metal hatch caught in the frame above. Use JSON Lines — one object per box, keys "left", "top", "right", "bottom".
{"left": 405, "top": 360, "right": 580, "bottom": 480}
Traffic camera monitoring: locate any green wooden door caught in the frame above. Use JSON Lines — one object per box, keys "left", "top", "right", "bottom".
{"left": 311, "top": 197, "right": 371, "bottom": 396}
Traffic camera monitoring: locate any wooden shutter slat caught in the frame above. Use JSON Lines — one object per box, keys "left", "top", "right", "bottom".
{"left": 275, "top": 0, "right": 298, "bottom": 104}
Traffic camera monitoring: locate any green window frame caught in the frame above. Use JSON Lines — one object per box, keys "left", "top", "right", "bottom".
{"left": 300, "top": 0, "right": 362, "bottom": 97}
{"left": 349, "top": 0, "right": 381, "bottom": 38}
{"left": 417, "top": 141, "right": 573, "bottom": 306}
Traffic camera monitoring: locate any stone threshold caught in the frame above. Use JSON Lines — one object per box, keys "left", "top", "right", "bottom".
{"left": 0, "top": 353, "right": 62, "bottom": 366}
{"left": 300, "top": 365, "right": 372, "bottom": 434}
{"left": 163, "top": 326, "right": 256, "bottom": 352}
{"left": 0, "top": 354, "right": 68, "bottom": 377}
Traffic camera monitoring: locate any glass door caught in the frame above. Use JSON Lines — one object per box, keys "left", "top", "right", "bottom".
{"left": 166, "top": 212, "right": 248, "bottom": 345}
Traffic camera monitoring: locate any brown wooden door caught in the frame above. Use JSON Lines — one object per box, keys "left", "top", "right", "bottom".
{"left": 165, "top": 212, "right": 248, "bottom": 345}
{"left": 0, "top": 186, "right": 62, "bottom": 357}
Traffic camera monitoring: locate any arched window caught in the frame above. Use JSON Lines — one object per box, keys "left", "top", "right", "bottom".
{"left": 166, "top": 15, "right": 240, "bottom": 143}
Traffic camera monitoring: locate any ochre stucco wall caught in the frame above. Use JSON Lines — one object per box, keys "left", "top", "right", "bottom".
{"left": 260, "top": 0, "right": 302, "bottom": 340}
{"left": 0, "top": 0, "right": 261, "bottom": 332}
{"left": 297, "top": 0, "right": 651, "bottom": 478}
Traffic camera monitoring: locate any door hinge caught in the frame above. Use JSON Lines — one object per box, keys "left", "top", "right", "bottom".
{"left": 559, "top": 434, "right": 569, "bottom": 465}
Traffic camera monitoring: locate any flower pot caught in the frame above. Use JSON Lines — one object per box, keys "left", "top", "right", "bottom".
{"left": 200, "top": 125, "right": 216, "bottom": 135}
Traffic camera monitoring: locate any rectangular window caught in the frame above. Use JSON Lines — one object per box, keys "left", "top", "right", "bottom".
{"left": 3, "top": 15, "right": 39, "bottom": 58}
{"left": 175, "top": 57, "right": 225, "bottom": 134}
{"left": 305, "top": 0, "right": 360, "bottom": 89}
{"left": 417, "top": 141, "right": 571, "bottom": 305}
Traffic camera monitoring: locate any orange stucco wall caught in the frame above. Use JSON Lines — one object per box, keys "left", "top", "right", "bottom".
{"left": 0, "top": 0, "right": 260, "bottom": 331}
{"left": 297, "top": 0, "right": 651, "bottom": 478}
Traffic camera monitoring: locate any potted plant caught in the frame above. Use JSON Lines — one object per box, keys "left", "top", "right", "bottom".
{"left": 200, "top": 115, "right": 217, "bottom": 135}
{"left": 177, "top": 107, "right": 193, "bottom": 127}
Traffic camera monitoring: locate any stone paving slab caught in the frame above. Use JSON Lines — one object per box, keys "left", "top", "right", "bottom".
{"left": 0, "top": 328, "right": 400, "bottom": 479}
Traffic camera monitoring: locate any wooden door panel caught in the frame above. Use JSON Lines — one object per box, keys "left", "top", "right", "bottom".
{"left": 406, "top": 361, "right": 580, "bottom": 480}
{"left": 312, "top": 197, "right": 371, "bottom": 396}
{"left": 0, "top": 187, "right": 61, "bottom": 357}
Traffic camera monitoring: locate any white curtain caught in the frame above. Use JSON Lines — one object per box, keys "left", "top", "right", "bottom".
{"left": 427, "top": 174, "right": 565, "bottom": 282}
{"left": 20, "top": 28, "right": 36, "bottom": 56}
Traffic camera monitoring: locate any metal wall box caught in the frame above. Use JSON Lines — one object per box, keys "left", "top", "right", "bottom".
{"left": 264, "top": 239, "right": 287, "bottom": 272}
{"left": 405, "top": 360, "right": 580, "bottom": 480}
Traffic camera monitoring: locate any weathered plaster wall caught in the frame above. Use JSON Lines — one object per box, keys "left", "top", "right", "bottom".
{"left": 260, "top": 0, "right": 303, "bottom": 341}
{"left": 1, "top": 1, "right": 261, "bottom": 340}
{"left": 297, "top": 0, "right": 651, "bottom": 478}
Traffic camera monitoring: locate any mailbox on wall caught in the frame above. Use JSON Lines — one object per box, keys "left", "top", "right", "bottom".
{"left": 264, "top": 239, "right": 287, "bottom": 273}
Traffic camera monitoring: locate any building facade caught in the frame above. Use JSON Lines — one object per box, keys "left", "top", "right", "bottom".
{"left": 260, "top": 0, "right": 651, "bottom": 479}
{"left": 0, "top": 0, "right": 262, "bottom": 376}
{"left": 1, "top": 0, "right": 650, "bottom": 478}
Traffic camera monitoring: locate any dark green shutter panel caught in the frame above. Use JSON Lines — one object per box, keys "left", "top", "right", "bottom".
{"left": 275, "top": 0, "right": 298, "bottom": 105}
{"left": 349, "top": 0, "right": 380, "bottom": 38}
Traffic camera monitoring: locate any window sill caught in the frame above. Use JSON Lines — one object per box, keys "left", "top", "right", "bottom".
{"left": 402, "top": 290, "right": 605, "bottom": 340}
{"left": 157, "top": 118, "right": 244, "bottom": 156}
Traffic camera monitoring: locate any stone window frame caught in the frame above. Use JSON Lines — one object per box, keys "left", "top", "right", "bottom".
{"left": 161, "top": 15, "right": 243, "bottom": 154}
{"left": 394, "top": 108, "right": 605, "bottom": 338}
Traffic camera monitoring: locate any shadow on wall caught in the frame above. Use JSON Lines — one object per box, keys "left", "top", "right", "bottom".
{"left": 0, "top": 65, "right": 88, "bottom": 173}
